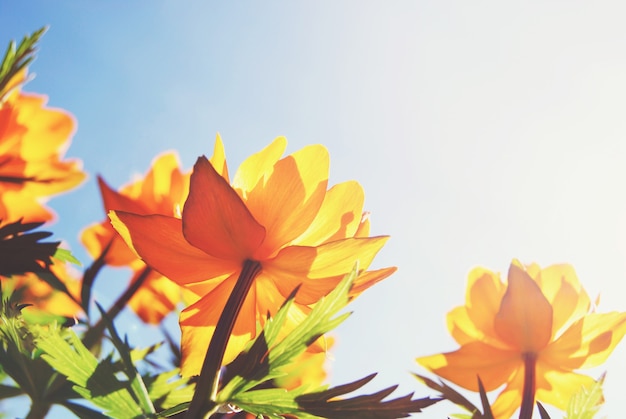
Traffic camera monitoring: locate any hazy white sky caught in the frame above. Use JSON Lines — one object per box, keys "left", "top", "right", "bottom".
{"left": 3, "top": 1, "right": 626, "bottom": 417}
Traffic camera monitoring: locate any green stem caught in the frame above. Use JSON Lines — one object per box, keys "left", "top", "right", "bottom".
{"left": 519, "top": 352, "right": 537, "bottom": 419}
{"left": 82, "top": 266, "right": 152, "bottom": 349}
{"left": 186, "top": 259, "right": 262, "bottom": 419}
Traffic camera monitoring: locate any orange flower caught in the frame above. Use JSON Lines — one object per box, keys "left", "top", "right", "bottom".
{"left": 417, "top": 260, "right": 626, "bottom": 418}
{"left": 81, "top": 152, "right": 192, "bottom": 324}
{"left": 111, "top": 136, "right": 396, "bottom": 376}
{"left": 0, "top": 71, "right": 85, "bottom": 223}
{"left": 5, "top": 258, "right": 82, "bottom": 319}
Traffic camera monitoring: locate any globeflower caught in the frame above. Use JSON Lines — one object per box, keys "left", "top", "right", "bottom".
{"left": 111, "top": 136, "right": 396, "bottom": 377}
{"left": 0, "top": 70, "right": 85, "bottom": 223}
{"left": 81, "top": 152, "right": 192, "bottom": 323}
{"left": 417, "top": 260, "right": 626, "bottom": 418}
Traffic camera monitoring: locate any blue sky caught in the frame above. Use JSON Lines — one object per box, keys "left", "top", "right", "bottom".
{"left": 3, "top": 1, "right": 626, "bottom": 417}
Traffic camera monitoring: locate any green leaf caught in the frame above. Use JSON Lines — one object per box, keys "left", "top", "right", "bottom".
{"left": 54, "top": 248, "right": 82, "bottom": 266}
{"left": 0, "top": 384, "right": 22, "bottom": 399}
{"left": 0, "top": 27, "right": 46, "bottom": 97}
{"left": 95, "top": 302, "right": 156, "bottom": 416}
{"left": 144, "top": 369, "right": 194, "bottom": 410}
{"left": 36, "top": 324, "right": 144, "bottom": 419}
{"left": 564, "top": 373, "right": 605, "bottom": 419}
{"left": 204, "top": 266, "right": 440, "bottom": 419}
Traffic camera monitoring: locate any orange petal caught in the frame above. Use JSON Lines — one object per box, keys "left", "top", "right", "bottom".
{"left": 265, "top": 236, "right": 390, "bottom": 304}
{"left": 128, "top": 271, "right": 183, "bottom": 324}
{"left": 98, "top": 176, "right": 147, "bottom": 214}
{"left": 111, "top": 211, "right": 237, "bottom": 285}
{"left": 246, "top": 145, "right": 329, "bottom": 257}
{"left": 349, "top": 267, "right": 397, "bottom": 298}
{"left": 416, "top": 341, "right": 521, "bottom": 391}
{"left": 293, "top": 180, "right": 365, "bottom": 246}
{"left": 494, "top": 262, "right": 553, "bottom": 352}
{"left": 182, "top": 156, "right": 266, "bottom": 260}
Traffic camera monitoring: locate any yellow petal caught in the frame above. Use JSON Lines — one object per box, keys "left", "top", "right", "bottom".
{"left": 209, "top": 133, "right": 229, "bottom": 182}
{"left": 489, "top": 367, "right": 525, "bottom": 419}
{"left": 543, "top": 311, "right": 626, "bottom": 369}
{"left": 232, "top": 136, "right": 287, "bottom": 197}
{"left": 293, "top": 180, "right": 365, "bottom": 246}
{"left": 246, "top": 144, "right": 329, "bottom": 257}
{"left": 494, "top": 262, "right": 553, "bottom": 352}
{"left": 535, "top": 368, "right": 596, "bottom": 411}
{"left": 265, "top": 236, "right": 389, "bottom": 304}
{"left": 451, "top": 267, "right": 507, "bottom": 347}
{"left": 533, "top": 264, "right": 591, "bottom": 337}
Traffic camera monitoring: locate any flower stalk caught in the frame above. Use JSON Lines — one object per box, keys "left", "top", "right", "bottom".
{"left": 186, "top": 259, "right": 262, "bottom": 418}
{"left": 519, "top": 352, "right": 537, "bottom": 419}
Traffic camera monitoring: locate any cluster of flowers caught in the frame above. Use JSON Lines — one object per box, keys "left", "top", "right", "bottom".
{"left": 2, "top": 30, "right": 626, "bottom": 419}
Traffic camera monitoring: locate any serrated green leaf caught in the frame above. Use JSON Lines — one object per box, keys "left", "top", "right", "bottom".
{"left": 36, "top": 325, "right": 144, "bottom": 418}
{"left": 0, "top": 27, "right": 46, "bottom": 97}
{"left": 95, "top": 302, "right": 155, "bottom": 415}
{"left": 564, "top": 374, "right": 605, "bottom": 419}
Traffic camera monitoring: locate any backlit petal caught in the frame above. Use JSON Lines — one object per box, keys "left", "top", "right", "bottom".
{"left": 209, "top": 133, "right": 229, "bottom": 182}
{"left": 111, "top": 211, "right": 237, "bottom": 285}
{"left": 265, "top": 236, "right": 389, "bottom": 304}
{"left": 293, "top": 180, "right": 364, "bottom": 246}
{"left": 416, "top": 341, "right": 520, "bottom": 391}
{"left": 457, "top": 267, "right": 507, "bottom": 346}
{"left": 535, "top": 368, "right": 596, "bottom": 411}
{"left": 533, "top": 264, "right": 591, "bottom": 337}
{"left": 182, "top": 156, "right": 265, "bottom": 260}
{"left": 246, "top": 145, "right": 329, "bottom": 257}
{"left": 543, "top": 311, "right": 626, "bottom": 369}
{"left": 494, "top": 262, "right": 552, "bottom": 352}
{"left": 232, "top": 137, "right": 287, "bottom": 197}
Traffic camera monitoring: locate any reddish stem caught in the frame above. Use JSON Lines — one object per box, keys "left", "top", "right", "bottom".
{"left": 519, "top": 352, "right": 537, "bottom": 419}
{"left": 186, "top": 259, "right": 262, "bottom": 418}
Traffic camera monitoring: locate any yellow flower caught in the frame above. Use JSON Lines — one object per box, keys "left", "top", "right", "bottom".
{"left": 111, "top": 136, "right": 396, "bottom": 376}
{"left": 0, "top": 70, "right": 85, "bottom": 223}
{"left": 81, "top": 152, "right": 192, "bottom": 324}
{"left": 417, "top": 260, "right": 626, "bottom": 418}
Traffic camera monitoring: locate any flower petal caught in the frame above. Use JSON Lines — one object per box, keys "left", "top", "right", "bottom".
{"left": 543, "top": 311, "right": 626, "bottom": 370}
{"left": 449, "top": 267, "right": 508, "bottom": 347}
{"left": 232, "top": 136, "right": 287, "bottom": 197}
{"left": 209, "top": 133, "right": 229, "bottom": 182}
{"left": 535, "top": 368, "right": 596, "bottom": 411}
{"left": 494, "top": 261, "right": 553, "bottom": 352}
{"left": 110, "top": 211, "right": 237, "bottom": 285}
{"left": 293, "top": 180, "right": 365, "bottom": 246}
{"left": 416, "top": 341, "right": 520, "bottom": 391}
{"left": 246, "top": 144, "right": 329, "bottom": 258}
{"left": 182, "top": 156, "right": 266, "bottom": 260}
{"left": 265, "top": 236, "right": 390, "bottom": 304}
{"left": 533, "top": 264, "right": 591, "bottom": 337}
